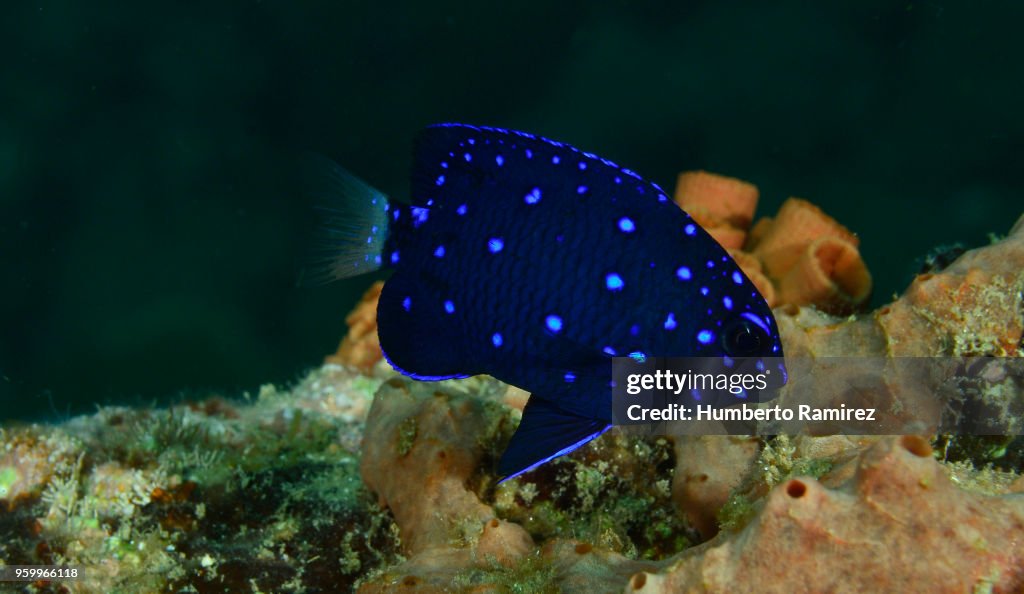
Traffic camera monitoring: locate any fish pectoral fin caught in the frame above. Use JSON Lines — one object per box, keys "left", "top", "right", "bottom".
{"left": 497, "top": 397, "right": 611, "bottom": 482}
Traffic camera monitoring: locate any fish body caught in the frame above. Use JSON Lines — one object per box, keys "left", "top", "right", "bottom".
{"left": 311, "top": 123, "right": 785, "bottom": 480}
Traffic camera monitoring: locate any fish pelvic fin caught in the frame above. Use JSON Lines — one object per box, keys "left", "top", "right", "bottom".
{"left": 298, "top": 154, "right": 392, "bottom": 286}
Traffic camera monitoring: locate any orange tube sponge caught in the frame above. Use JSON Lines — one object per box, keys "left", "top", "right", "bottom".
{"left": 726, "top": 248, "right": 762, "bottom": 275}
{"left": 776, "top": 236, "right": 872, "bottom": 314}
{"left": 674, "top": 170, "right": 759, "bottom": 229}
{"left": 683, "top": 204, "right": 745, "bottom": 249}
{"left": 326, "top": 280, "right": 384, "bottom": 372}
{"left": 671, "top": 173, "right": 871, "bottom": 313}
{"left": 676, "top": 171, "right": 759, "bottom": 250}
{"left": 728, "top": 249, "right": 776, "bottom": 307}
{"left": 744, "top": 216, "right": 773, "bottom": 251}
{"left": 752, "top": 198, "right": 858, "bottom": 280}
{"left": 705, "top": 225, "right": 747, "bottom": 250}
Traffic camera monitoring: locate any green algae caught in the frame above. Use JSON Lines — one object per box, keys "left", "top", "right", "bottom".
{"left": 0, "top": 365, "right": 402, "bottom": 593}
{"left": 937, "top": 434, "right": 1023, "bottom": 472}
{"left": 396, "top": 416, "right": 418, "bottom": 456}
{"left": 941, "top": 459, "right": 1022, "bottom": 496}
{"left": 717, "top": 494, "right": 756, "bottom": 532}
{"left": 452, "top": 552, "right": 558, "bottom": 594}
{"left": 717, "top": 436, "right": 833, "bottom": 533}
{"left": 0, "top": 466, "right": 19, "bottom": 498}
{"left": 491, "top": 434, "right": 692, "bottom": 560}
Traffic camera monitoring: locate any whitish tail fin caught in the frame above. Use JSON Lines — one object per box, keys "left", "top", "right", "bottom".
{"left": 299, "top": 155, "right": 392, "bottom": 286}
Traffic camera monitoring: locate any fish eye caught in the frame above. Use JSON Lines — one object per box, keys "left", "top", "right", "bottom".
{"left": 720, "top": 317, "right": 766, "bottom": 356}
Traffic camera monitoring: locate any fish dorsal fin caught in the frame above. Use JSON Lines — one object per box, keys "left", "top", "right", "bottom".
{"left": 410, "top": 123, "right": 667, "bottom": 209}
{"left": 497, "top": 396, "right": 611, "bottom": 482}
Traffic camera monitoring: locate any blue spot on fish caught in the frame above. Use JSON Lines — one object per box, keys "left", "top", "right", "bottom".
{"left": 605, "top": 273, "right": 624, "bottom": 291}
{"left": 410, "top": 207, "right": 429, "bottom": 228}
{"left": 618, "top": 217, "right": 636, "bottom": 233}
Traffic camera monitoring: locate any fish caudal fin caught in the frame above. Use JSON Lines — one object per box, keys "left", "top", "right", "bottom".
{"left": 299, "top": 154, "right": 392, "bottom": 286}
{"left": 497, "top": 397, "right": 611, "bottom": 482}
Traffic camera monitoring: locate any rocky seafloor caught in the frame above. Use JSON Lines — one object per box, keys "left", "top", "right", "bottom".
{"left": 2, "top": 188, "right": 1023, "bottom": 593}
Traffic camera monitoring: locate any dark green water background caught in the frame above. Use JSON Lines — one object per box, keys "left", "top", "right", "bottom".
{"left": 2, "top": 1, "right": 1021, "bottom": 420}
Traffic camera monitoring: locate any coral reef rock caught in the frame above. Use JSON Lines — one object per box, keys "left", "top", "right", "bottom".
{"left": 357, "top": 376, "right": 674, "bottom": 592}
{"left": 777, "top": 212, "right": 1024, "bottom": 360}
{"left": 671, "top": 435, "right": 760, "bottom": 539}
{"left": 771, "top": 214, "right": 1024, "bottom": 436}
{"left": 631, "top": 436, "right": 1024, "bottom": 594}
{"left": 359, "top": 376, "right": 532, "bottom": 565}
{"left": 2, "top": 202, "right": 1022, "bottom": 592}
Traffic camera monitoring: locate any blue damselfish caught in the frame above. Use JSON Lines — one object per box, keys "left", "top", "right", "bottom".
{"left": 309, "top": 123, "right": 785, "bottom": 481}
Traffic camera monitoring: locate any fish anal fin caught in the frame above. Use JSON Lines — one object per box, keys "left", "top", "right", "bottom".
{"left": 497, "top": 397, "right": 611, "bottom": 482}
